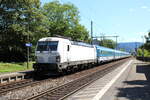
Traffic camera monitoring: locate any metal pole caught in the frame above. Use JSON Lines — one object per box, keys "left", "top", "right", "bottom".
{"left": 91, "top": 21, "right": 93, "bottom": 45}
{"left": 27, "top": 24, "right": 29, "bottom": 69}
{"left": 142, "top": 36, "right": 144, "bottom": 59}
{"left": 27, "top": 46, "right": 29, "bottom": 69}
{"left": 114, "top": 36, "right": 116, "bottom": 59}
{"left": 116, "top": 36, "right": 118, "bottom": 50}
{"left": 135, "top": 42, "right": 137, "bottom": 56}
{"left": 115, "top": 36, "right": 118, "bottom": 59}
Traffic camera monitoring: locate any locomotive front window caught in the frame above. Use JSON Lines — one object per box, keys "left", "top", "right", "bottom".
{"left": 37, "top": 41, "right": 58, "bottom": 51}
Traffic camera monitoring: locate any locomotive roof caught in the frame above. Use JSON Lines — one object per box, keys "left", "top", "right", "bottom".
{"left": 38, "top": 37, "right": 94, "bottom": 48}
{"left": 38, "top": 37, "right": 68, "bottom": 41}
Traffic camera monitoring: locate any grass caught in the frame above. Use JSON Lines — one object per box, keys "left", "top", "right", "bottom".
{"left": 0, "top": 62, "right": 34, "bottom": 73}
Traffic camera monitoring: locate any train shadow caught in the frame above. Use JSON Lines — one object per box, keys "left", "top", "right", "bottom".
{"left": 116, "top": 64, "right": 150, "bottom": 100}
{"left": 30, "top": 60, "right": 120, "bottom": 81}
{"left": 31, "top": 64, "right": 100, "bottom": 81}
{"left": 32, "top": 72, "right": 62, "bottom": 81}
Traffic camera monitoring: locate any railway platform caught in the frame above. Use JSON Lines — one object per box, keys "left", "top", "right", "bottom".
{"left": 65, "top": 59, "right": 150, "bottom": 100}
{"left": 0, "top": 70, "right": 33, "bottom": 84}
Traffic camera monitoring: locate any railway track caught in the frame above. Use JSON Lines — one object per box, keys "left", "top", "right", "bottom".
{"left": 25, "top": 58, "right": 129, "bottom": 100}
{"left": 0, "top": 74, "right": 57, "bottom": 96}
{"left": 0, "top": 58, "right": 130, "bottom": 99}
{"left": 0, "top": 79, "right": 33, "bottom": 95}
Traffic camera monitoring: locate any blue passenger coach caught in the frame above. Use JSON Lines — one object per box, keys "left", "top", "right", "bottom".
{"left": 95, "top": 45, "right": 130, "bottom": 63}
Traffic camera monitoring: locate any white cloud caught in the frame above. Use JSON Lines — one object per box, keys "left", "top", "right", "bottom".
{"left": 141, "top": 6, "right": 148, "bottom": 9}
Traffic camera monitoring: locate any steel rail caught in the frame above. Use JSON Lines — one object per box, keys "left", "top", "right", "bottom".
{"left": 26, "top": 58, "right": 129, "bottom": 100}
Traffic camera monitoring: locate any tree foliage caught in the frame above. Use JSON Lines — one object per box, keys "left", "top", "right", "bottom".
{"left": 0, "top": 0, "right": 89, "bottom": 62}
{"left": 143, "top": 32, "right": 150, "bottom": 52}
{"left": 42, "top": 1, "right": 89, "bottom": 41}
{"left": 99, "top": 39, "right": 116, "bottom": 49}
{"left": 92, "top": 38, "right": 116, "bottom": 49}
{"left": 0, "top": 0, "right": 47, "bottom": 62}
{"left": 137, "top": 48, "right": 150, "bottom": 57}
{"left": 137, "top": 32, "right": 150, "bottom": 57}
{"left": 145, "top": 32, "right": 150, "bottom": 42}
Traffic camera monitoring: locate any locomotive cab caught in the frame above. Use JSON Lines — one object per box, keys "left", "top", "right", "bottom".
{"left": 35, "top": 41, "right": 60, "bottom": 63}
{"left": 33, "top": 37, "right": 71, "bottom": 73}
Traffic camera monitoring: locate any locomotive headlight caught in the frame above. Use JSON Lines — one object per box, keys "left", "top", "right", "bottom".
{"left": 56, "top": 56, "right": 60, "bottom": 62}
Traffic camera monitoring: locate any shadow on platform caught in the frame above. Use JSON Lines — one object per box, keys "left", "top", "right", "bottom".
{"left": 116, "top": 64, "right": 150, "bottom": 100}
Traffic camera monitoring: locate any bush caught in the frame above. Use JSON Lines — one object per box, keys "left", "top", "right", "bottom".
{"left": 137, "top": 48, "right": 150, "bottom": 57}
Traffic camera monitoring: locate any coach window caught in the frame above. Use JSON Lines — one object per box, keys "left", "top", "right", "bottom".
{"left": 67, "top": 45, "right": 70, "bottom": 51}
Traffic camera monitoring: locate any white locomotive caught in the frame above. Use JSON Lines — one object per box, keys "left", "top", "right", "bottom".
{"left": 33, "top": 37, "right": 130, "bottom": 74}
{"left": 33, "top": 37, "right": 97, "bottom": 74}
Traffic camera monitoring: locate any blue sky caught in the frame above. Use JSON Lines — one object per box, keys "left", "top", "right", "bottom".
{"left": 41, "top": 0, "right": 150, "bottom": 43}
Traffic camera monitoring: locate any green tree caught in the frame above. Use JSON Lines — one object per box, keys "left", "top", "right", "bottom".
{"left": 0, "top": 0, "right": 48, "bottom": 62}
{"left": 0, "top": 0, "right": 90, "bottom": 62}
{"left": 138, "top": 31, "right": 150, "bottom": 57}
{"left": 42, "top": 1, "right": 89, "bottom": 41}
{"left": 137, "top": 48, "right": 150, "bottom": 57}
{"left": 137, "top": 48, "right": 143, "bottom": 56}
{"left": 99, "top": 39, "right": 116, "bottom": 49}
{"left": 143, "top": 32, "right": 150, "bottom": 52}
{"left": 145, "top": 32, "right": 150, "bottom": 42}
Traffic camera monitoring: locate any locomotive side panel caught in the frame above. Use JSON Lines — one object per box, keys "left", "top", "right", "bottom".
{"left": 69, "top": 44, "right": 96, "bottom": 63}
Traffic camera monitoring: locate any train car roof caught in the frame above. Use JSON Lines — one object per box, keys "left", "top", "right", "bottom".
{"left": 95, "top": 45, "right": 115, "bottom": 52}
{"left": 71, "top": 41, "right": 93, "bottom": 48}
{"left": 95, "top": 45, "right": 130, "bottom": 54}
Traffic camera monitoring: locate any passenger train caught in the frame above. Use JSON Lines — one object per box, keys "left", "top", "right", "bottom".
{"left": 33, "top": 37, "right": 130, "bottom": 74}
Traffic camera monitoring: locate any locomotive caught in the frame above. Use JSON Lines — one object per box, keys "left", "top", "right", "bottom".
{"left": 33, "top": 37, "right": 130, "bottom": 74}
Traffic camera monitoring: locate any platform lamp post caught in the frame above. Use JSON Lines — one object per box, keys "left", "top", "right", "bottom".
{"left": 25, "top": 23, "right": 32, "bottom": 69}
{"left": 25, "top": 36, "right": 30, "bottom": 69}
{"left": 25, "top": 40, "right": 32, "bottom": 69}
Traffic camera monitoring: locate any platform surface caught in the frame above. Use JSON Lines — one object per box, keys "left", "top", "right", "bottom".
{"left": 65, "top": 59, "right": 150, "bottom": 100}
{"left": 0, "top": 70, "right": 33, "bottom": 78}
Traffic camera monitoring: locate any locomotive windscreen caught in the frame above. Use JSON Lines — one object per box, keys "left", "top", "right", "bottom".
{"left": 37, "top": 41, "right": 58, "bottom": 51}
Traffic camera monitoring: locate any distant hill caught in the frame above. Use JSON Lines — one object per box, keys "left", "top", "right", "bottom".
{"left": 117, "top": 42, "right": 143, "bottom": 53}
